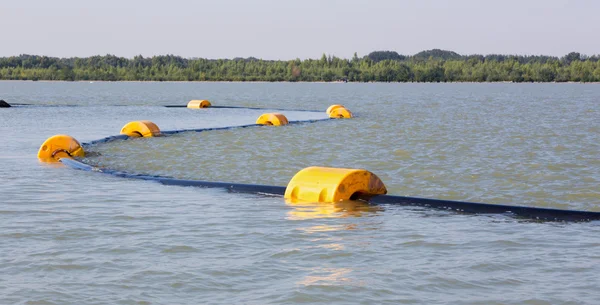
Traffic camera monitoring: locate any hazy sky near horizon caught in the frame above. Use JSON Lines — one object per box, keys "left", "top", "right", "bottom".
{"left": 1, "top": 0, "right": 598, "bottom": 59}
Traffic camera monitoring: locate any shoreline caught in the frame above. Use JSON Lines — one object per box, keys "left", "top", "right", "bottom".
{"left": 0, "top": 80, "right": 599, "bottom": 84}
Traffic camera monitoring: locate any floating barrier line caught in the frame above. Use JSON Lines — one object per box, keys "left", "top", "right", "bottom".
{"left": 58, "top": 115, "right": 326, "bottom": 193}
{"left": 6, "top": 103, "right": 323, "bottom": 113}
{"left": 365, "top": 194, "right": 600, "bottom": 222}
{"left": 164, "top": 105, "right": 322, "bottom": 113}
{"left": 60, "top": 158, "right": 288, "bottom": 195}
{"left": 38, "top": 103, "right": 599, "bottom": 222}
{"left": 3, "top": 104, "right": 143, "bottom": 108}
{"left": 7, "top": 104, "right": 82, "bottom": 107}
{"left": 82, "top": 119, "right": 331, "bottom": 146}
{"left": 57, "top": 157, "right": 600, "bottom": 222}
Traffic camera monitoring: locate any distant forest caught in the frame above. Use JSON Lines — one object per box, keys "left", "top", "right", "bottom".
{"left": 1, "top": 49, "right": 599, "bottom": 82}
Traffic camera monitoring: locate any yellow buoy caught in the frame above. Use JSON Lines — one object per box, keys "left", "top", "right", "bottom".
{"left": 326, "top": 104, "right": 345, "bottom": 115}
{"left": 284, "top": 166, "right": 387, "bottom": 203}
{"left": 37, "top": 134, "right": 85, "bottom": 162}
{"left": 256, "top": 113, "right": 289, "bottom": 126}
{"left": 328, "top": 106, "right": 353, "bottom": 119}
{"left": 120, "top": 121, "right": 161, "bottom": 137}
{"left": 187, "top": 100, "right": 212, "bottom": 108}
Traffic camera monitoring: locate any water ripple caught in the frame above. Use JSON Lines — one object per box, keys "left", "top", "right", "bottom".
{"left": 1, "top": 82, "right": 600, "bottom": 305}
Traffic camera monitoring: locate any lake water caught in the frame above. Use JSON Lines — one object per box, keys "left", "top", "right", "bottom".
{"left": 1, "top": 81, "right": 599, "bottom": 304}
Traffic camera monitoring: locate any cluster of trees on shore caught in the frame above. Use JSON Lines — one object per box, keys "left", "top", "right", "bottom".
{"left": 1, "top": 50, "right": 599, "bottom": 82}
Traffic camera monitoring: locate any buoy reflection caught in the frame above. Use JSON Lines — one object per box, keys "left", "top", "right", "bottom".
{"left": 286, "top": 200, "right": 382, "bottom": 220}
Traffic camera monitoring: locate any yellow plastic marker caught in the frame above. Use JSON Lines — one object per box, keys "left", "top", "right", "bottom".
{"left": 120, "top": 120, "right": 161, "bottom": 137}
{"left": 328, "top": 106, "right": 353, "bottom": 119}
{"left": 187, "top": 100, "right": 212, "bottom": 108}
{"left": 256, "top": 113, "right": 289, "bottom": 126}
{"left": 37, "top": 134, "right": 85, "bottom": 162}
{"left": 285, "top": 166, "right": 387, "bottom": 203}
{"left": 326, "top": 104, "right": 345, "bottom": 116}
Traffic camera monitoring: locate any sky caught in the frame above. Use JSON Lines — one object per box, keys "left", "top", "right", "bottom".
{"left": 0, "top": 0, "right": 598, "bottom": 59}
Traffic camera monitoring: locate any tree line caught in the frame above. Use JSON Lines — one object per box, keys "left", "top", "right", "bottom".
{"left": 0, "top": 50, "right": 599, "bottom": 82}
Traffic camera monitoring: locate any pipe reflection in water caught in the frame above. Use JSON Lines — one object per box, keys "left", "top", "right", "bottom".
{"left": 285, "top": 200, "right": 383, "bottom": 220}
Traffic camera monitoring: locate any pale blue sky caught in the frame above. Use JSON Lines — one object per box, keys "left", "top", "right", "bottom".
{"left": 1, "top": 0, "right": 598, "bottom": 59}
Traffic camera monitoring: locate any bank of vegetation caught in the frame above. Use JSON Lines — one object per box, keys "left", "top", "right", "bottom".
{"left": 1, "top": 50, "right": 599, "bottom": 82}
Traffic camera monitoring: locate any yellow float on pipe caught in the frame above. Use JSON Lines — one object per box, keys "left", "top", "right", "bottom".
{"left": 284, "top": 166, "right": 387, "bottom": 203}
{"left": 120, "top": 120, "right": 161, "bottom": 137}
{"left": 326, "top": 104, "right": 345, "bottom": 116}
{"left": 328, "top": 106, "right": 353, "bottom": 119}
{"left": 37, "top": 134, "right": 85, "bottom": 162}
{"left": 187, "top": 100, "right": 212, "bottom": 108}
{"left": 256, "top": 113, "right": 289, "bottom": 126}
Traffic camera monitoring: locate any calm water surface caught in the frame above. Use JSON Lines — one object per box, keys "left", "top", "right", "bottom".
{"left": 1, "top": 81, "right": 599, "bottom": 304}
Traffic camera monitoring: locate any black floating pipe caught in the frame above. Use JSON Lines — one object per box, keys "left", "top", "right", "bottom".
{"left": 156, "top": 178, "right": 287, "bottom": 195}
{"left": 3, "top": 104, "right": 321, "bottom": 113}
{"left": 82, "top": 119, "right": 330, "bottom": 147}
{"left": 164, "top": 105, "right": 322, "bottom": 113}
{"left": 85, "top": 134, "right": 130, "bottom": 145}
{"left": 364, "top": 194, "right": 600, "bottom": 222}
{"left": 59, "top": 158, "right": 287, "bottom": 196}
{"left": 59, "top": 158, "right": 600, "bottom": 222}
